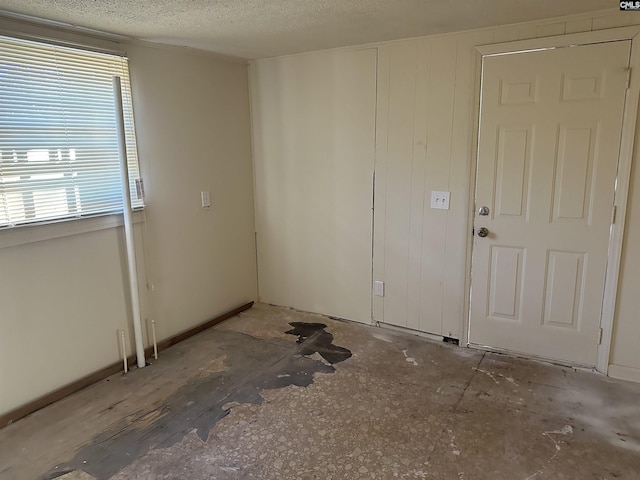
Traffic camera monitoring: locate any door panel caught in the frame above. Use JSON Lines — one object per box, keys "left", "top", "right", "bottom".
{"left": 553, "top": 124, "right": 595, "bottom": 222}
{"left": 495, "top": 127, "right": 531, "bottom": 217}
{"left": 488, "top": 246, "right": 525, "bottom": 320}
{"left": 470, "top": 41, "right": 630, "bottom": 366}
{"left": 542, "top": 250, "right": 585, "bottom": 329}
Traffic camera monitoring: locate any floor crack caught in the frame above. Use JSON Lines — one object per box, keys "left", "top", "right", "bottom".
{"left": 451, "top": 352, "right": 485, "bottom": 413}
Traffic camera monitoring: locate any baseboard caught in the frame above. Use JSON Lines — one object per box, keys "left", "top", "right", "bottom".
{"left": 608, "top": 363, "right": 640, "bottom": 384}
{"left": 0, "top": 301, "right": 254, "bottom": 429}
{"left": 377, "top": 321, "right": 445, "bottom": 343}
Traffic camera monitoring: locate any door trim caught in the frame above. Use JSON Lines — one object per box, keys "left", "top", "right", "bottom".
{"left": 464, "top": 26, "right": 640, "bottom": 374}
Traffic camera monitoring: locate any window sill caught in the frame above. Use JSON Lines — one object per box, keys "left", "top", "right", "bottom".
{"left": 0, "top": 210, "right": 145, "bottom": 250}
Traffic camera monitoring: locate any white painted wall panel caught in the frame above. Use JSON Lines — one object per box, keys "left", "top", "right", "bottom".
{"left": 611, "top": 126, "right": 640, "bottom": 377}
{"left": 374, "top": 36, "right": 461, "bottom": 335}
{"left": 127, "top": 44, "right": 257, "bottom": 340}
{"left": 0, "top": 228, "right": 132, "bottom": 412}
{"left": 251, "top": 48, "right": 377, "bottom": 323}
{"left": 381, "top": 42, "right": 421, "bottom": 330}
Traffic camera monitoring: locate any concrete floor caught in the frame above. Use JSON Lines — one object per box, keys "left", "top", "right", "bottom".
{"left": 1, "top": 303, "right": 639, "bottom": 480}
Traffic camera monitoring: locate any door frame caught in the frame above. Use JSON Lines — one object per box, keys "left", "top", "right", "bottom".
{"left": 464, "top": 26, "right": 640, "bottom": 374}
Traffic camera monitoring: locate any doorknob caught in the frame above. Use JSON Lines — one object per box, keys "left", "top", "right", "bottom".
{"left": 477, "top": 227, "right": 489, "bottom": 238}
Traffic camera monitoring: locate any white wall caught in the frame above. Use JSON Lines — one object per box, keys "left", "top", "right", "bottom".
{"left": 127, "top": 44, "right": 257, "bottom": 340}
{"left": 0, "top": 24, "right": 257, "bottom": 415}
{"left": 250, "top": 48, "right": 377, "bottom": 323}
{"left": 0, "top": 225, "right": 135, "bottom": 413}
{"left": 372, "top": 35, "right": 483, "bottom": 337}
{"left": 250, "top": 10, "right": 640, "bottom": 379}
{"left": 610, "top": 121, "right": 640, "bottom": 383}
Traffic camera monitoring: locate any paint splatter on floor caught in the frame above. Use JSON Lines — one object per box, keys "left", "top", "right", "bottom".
{"left": 402, "top": 349, "right": 418, "bottom": 366}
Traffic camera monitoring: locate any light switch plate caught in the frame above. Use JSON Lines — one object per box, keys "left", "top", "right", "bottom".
{"left": 201, "top": 190, "right": 211, "bottom": 208}
{"left": 430, "top": 191, "right": 450, "bottom": 210}
{"left": 374, "top": 281, "right": 385, "bottom": 297}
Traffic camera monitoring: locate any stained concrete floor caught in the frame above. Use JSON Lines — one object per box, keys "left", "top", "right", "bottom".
{"left": 1, "top": 304, "right": 639, "bottom": 480}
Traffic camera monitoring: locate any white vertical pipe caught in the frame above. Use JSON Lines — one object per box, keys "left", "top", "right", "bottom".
{"left": 151, "top": 319, "right": 158, "bottom": 360}
{"left": 120, "top": 330, "right": 128, "bottom": 374}
{"left": 113, "top": 76, "right": 146, "bottom": 369}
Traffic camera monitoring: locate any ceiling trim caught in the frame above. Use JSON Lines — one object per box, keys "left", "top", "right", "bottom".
{"left": 0, "top": 10, "right": 248, "bottom": 64}
{"left": 0, "top": 9, "right": 129, "bottom": 41}
{"left": 252, "top": 7, "right": 620, "bottom": 62}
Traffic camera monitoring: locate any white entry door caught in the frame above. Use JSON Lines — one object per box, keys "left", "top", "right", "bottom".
{"left": 469, "top": 41, "right": 630, "bottom": 367}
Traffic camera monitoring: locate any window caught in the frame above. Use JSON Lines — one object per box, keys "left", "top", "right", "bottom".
{"left": 0, "top": 35, "right": 143, "bottom": 229}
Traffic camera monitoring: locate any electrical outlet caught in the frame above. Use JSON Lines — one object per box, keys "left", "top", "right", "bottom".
{"left": 430, "top": 191, "right": 450, "bottom": 210}
{"left": 201, "top": 190, "right": 211, "bottom": 208}
{"left": 374, "top": 281, "right": 385, "bottom": 297}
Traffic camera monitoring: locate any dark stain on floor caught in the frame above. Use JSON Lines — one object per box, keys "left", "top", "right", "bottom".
{"left": 41, "top": 325, "right": 351, "bottom": 480}
{"left": 285, "top": 322, "right": 352, "bottom": 364}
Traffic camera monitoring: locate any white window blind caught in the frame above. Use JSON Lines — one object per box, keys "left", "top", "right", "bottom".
{"left": 0, "top": 35, "right": 143, "bottom": 229}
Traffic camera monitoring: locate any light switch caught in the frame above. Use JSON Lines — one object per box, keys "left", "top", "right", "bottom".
{"left": 430, "top": 191, "right": 450, "bottom": 210}
{"left": 374, "top": 281, "right": 385, "bottom": 297}
{"left": 201, "top": 190, "right": 211, "bottom": 208}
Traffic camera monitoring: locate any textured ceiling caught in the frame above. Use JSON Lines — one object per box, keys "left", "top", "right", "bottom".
{"left": 0, "top": 0, "right": 615, "bottom": 59}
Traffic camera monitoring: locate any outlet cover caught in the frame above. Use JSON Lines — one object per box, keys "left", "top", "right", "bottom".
{"left": 201, "top": 190, "right": 211, "bottom": 208}
{"left": 430, "top": 191, "right": 450, "bottom": 210}
{"left": 374, "top": 281, "right": 385, "bottom": 297}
